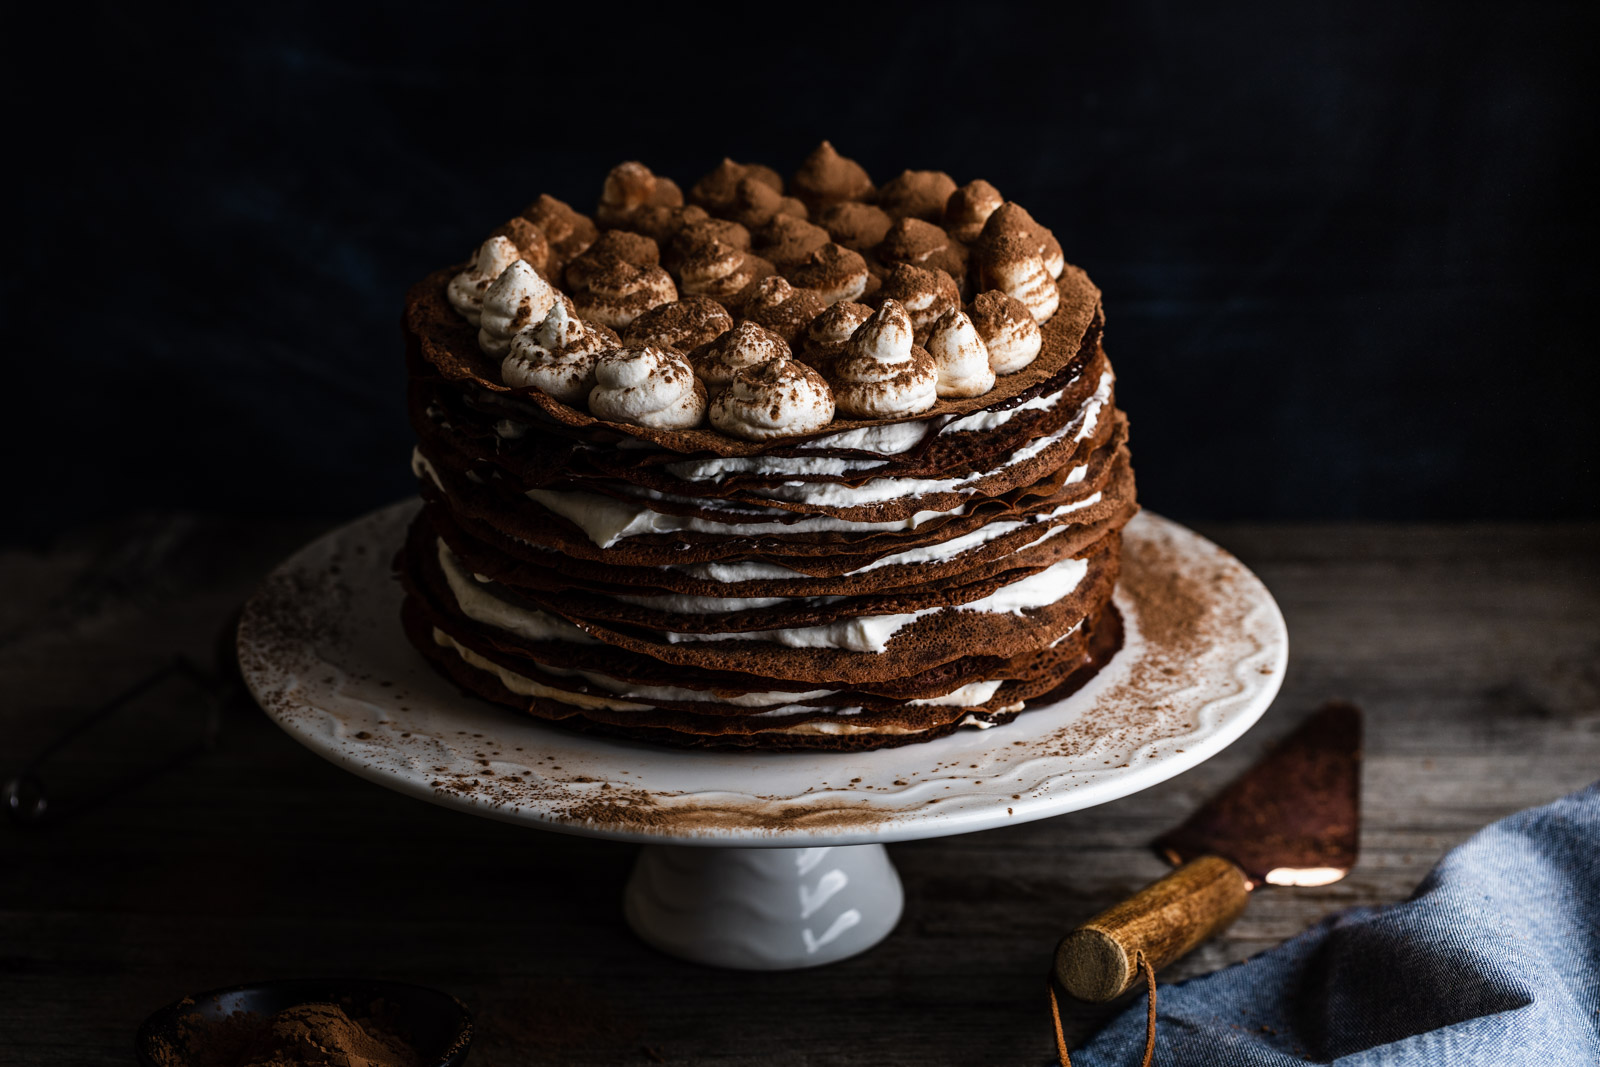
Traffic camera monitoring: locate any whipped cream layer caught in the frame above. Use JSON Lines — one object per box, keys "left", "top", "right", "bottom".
{"left": 661, "top": 497, "right": 1100, "bottom": 584}
{"left": 505, "top": 371, "right": 1112, "bottom": 548}
{"left": 525, "top": 485, "right": 959, "bottom": 548}
{"left": 429, "top": 628, "right": 969, "bottom": 737}
{"left": 654, "top": 375, "right": 1084, "bottom": 483}
{"left": 663, "top": 556, "right": 1088, "bottom": 653}
{"left": 440, "top": 533, "right": 1087, "bottom": 655}
{"left": 431, "top": 540, "right": 1067, "bottom": 716}
{"left": 430, "top": 631, "right": 1025, "bottom": 738}
{"left": 431, "top": 620, "right": 1008, "bottom": 720}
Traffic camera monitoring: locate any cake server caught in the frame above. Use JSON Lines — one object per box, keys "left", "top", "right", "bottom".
{"left": 1054, "top": 701, "right": 1362, "bottom": 1001}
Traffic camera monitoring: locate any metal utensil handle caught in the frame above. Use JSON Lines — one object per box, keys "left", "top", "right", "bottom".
{"left": 1053, "top": 855, "right": 1251, "bottom": 1002}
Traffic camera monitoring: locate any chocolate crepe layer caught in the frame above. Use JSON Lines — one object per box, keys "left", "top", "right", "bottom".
{"left": 404, "top": 557, "right": 1102, "bottom": 719}
{"left": 410, "top": 367, "right": 1119, "bottom": 525}
{"left": 408, "top": 329, "right": 1109, "bottom": 482}
{"left": 430, "top": 508, "right": 1121, "bottom": 635}
{"left": 401, "top": 505, "right": 1121, "bottom": 686}
{"left": 396, "top": 152, "right": 1137, "bottom": 749}
{"left": 404, "top": 262, "right": 1104, "bottom": 459}
{"left": 401, "top": 531, "right": 1122, "bottom": 749}
{"left": 422, "top": 465, "right": 1136, "bottom": 600}
{"left": 401, "top": 589, "right": 1123, "bottom": 751}
{"left": 411, "top": 416, "right": 1132, "bottom": 568}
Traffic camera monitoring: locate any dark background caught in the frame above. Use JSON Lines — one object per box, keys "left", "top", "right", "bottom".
{"left": 8, "top": 1, "right": 1597, "bottom": 543}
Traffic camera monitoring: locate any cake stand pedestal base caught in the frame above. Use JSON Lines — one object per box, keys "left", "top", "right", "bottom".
{"left": 622, "top": 843, "right": 905, "bottom": 970}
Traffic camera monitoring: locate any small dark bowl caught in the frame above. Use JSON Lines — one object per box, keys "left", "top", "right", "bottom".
{"left": 135, "top": 977, "right": 472, "bottom": 1066}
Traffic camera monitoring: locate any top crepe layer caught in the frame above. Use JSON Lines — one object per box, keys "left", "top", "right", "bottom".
{"left": 404, "top": 262, "right": 1102, "bottom": 456}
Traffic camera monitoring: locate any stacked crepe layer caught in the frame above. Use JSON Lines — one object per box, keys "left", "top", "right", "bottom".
{"left": 399, "top": 149, "right": 1137, "bottom": 749}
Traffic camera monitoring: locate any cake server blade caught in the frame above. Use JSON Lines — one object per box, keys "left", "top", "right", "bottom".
{"left": 1155, "top": 699, "right": 1363, "bottom": 887}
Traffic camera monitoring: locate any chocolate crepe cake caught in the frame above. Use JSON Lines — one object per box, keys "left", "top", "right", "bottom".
{"left": 400, "top": 144, "right": 1137, "bottom": 749}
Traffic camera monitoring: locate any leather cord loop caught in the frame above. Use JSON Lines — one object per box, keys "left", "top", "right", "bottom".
{"left": 1048, "top": 951, "right": 1158, "bottom": 1067}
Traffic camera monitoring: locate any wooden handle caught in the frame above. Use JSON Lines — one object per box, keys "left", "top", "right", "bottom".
{"left": 1053, "top": 855, "right": 1251, "bottom": 1002}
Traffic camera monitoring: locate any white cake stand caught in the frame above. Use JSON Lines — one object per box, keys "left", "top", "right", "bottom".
{"left": 238, "top": 501, "right": 1286, "bottom": 970}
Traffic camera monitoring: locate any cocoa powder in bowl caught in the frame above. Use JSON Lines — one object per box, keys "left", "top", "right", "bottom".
{"left": 148, "top": 999, "right": 420, "bottom": 1067}
{"left": 137, "top": 981, "right": 471, "bottom": 1067}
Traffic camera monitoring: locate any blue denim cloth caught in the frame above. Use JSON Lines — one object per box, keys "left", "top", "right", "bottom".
{"left": 1072, "top": 783, "right": 1600, "bottom": 1065}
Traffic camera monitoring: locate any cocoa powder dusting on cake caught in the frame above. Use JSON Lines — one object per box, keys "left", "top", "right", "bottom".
{"left": 816, "top": 200, "right": 893, "bottom": 251}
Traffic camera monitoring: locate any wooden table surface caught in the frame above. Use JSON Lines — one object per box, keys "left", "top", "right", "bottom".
{"left": 3, "top": 516, "right": 1596, "bottom": 1066}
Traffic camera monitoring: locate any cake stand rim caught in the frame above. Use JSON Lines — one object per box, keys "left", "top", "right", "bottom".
{"left": 238, "top": 499, "right": 1287, "bottom": 847}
